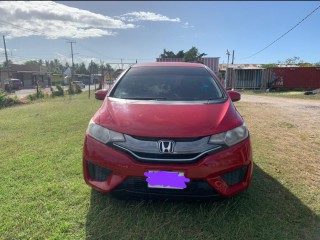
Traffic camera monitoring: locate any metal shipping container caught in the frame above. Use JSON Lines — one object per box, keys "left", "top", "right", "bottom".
{"left": 271, "top": 67, "right": 320, "bottom": 90}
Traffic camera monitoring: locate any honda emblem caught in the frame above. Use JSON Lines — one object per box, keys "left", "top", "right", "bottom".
{"left": 158, "top": 140, "right": 175, "bottom": 153}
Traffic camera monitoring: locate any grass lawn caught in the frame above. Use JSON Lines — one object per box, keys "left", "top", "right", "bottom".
{"left": 239, "top": 90, "right": 320, "bottom": 100}
{"left": 0, "top": 93, "right": 319, "bottom": 239}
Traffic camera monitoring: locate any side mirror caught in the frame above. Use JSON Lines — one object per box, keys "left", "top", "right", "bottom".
{"left": 227, "top": 90, "right": 241, "bottom": 102}
{"left": 95, "top": 89, "right": 109, "bottom": 100}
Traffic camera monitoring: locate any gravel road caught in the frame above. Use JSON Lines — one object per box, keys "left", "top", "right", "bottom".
{"left": 240, "top": 94, "right": 320, "bottom": 131}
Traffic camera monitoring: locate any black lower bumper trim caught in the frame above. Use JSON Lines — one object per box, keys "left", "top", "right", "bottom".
{"left": 112, "top": 177, "right": 221, "bottom": 199}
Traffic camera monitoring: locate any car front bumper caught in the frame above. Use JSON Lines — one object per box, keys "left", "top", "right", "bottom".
{"left": 83, "top": 135, "right": 253, "bottom": 198}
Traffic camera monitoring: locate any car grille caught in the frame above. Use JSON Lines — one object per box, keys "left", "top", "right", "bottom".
{"left": 112, "top": 135, "right": 224, "bottom": 163}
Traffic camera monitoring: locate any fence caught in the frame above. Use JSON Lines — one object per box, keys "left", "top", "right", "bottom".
{"left": 156, "top": 57, "right": 220, "bottom": 76}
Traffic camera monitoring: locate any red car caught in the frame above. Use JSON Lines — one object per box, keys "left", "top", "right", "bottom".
{"left": 84, "top": 62, "right": 253, "bottom": 199}
{"left": 4, "top": 79, "right": 23, "bottom": 91}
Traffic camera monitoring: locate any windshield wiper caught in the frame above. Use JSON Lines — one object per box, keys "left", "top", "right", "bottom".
{"left": 205, "top": 97, "right": 225, "bottom": 104}
{"left": 122, "top": 97, "right": 167, "bottom": 101}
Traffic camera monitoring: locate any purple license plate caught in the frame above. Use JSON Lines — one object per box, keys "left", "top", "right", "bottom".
{"left": 144, "top": 171, "right": 190, "bottom": 189}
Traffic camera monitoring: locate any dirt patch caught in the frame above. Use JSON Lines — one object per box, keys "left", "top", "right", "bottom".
{"left": 235, "top": 94, "right": 320, "bottom": 210}
{"left": 240, "top": 94, "right": 320, "bottom": 131}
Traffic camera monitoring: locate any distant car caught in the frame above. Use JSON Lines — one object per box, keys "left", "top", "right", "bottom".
{"left": 83, "top": 62, "right": 253, "bottom": 199}
{"left": 72, "top": 81, "right": 85, "bottom": 89}
{"left": 4, "top": 79, "right": 23, "bottom": 91}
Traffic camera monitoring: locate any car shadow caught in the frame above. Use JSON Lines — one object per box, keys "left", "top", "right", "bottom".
{"left": 85, "top": 164, "right": 319, "bottom": 240}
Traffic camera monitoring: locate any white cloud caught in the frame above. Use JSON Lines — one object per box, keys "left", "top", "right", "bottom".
{"left": 182, "top": 22, "right": 194, "bottom": 29}
{"left": 120, "top": 11, "right": 180, "bottom": 22}
{"left": 0, "top": 1, "right": 135, "bottom": 39}
{"left": 0, "top": 47, "right": 16, "bottom": 54}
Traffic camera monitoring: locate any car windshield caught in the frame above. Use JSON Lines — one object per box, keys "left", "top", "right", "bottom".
{"left": 110, "top": 66, "right": 224, "bottom": 101}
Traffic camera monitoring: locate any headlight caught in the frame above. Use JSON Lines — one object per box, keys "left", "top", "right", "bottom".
{"left": 208, "top": 123, "right": 249, "bottom": 146}
{"left": 87, "top": 119, "right": 125, "bottom": 144}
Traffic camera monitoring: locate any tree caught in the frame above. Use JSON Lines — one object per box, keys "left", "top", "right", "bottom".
{"left": 2, "top": 59, "right": 13, "bottom": 67}
{"left": 64, "top": 62, "right": 70, "bottom": 69}
{"left": 261, "top": 63, "right": 278, "bottom": 68}
{"left": 298, "top": 62, "right": 313, "bottom": 67}
{"left": 159, "top": 47, "right": 207, "bottom": 60}
{"left": 113, "top": 69, "right": 124, "bottom": 79}
{"left": 176, "top": 50, "right": 185, "bottom": 58}
{"left": 88, "top": 61, "right": 99, "bottom": 74}
{"left": 183, "top": 47, "right": 207, "bottom": 63}
{"left": 160, "top": 49, "right": 176, "bottom": 58}
{"left": 24, "top": 60, "right": 39, "bottom": 65}
{"left": 160, "top": 49, "right": 185, "bottom": 58}
{"left": 75, "top": 62, "right": 88, "bottom": 75}
{"left": 104, "top": 64, "right": 114, "bottom": 80}
{"left": 284, "top": 56, "right": 300, "bottom": 65}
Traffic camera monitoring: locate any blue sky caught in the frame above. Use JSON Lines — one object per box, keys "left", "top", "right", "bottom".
{"left": 0, "top": 1, "right": 319, "bottom": 68}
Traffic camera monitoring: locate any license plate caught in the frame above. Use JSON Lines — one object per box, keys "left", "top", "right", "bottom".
{"left": 144, "top": 170, "right": 190, "bottom": 189}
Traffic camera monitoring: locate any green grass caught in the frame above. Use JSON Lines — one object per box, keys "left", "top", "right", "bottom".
{"left": 239, "top": 90, "right": 320, "bottom": 100}
{"left": 0, "top": 93, "right": 319, "bottom": 240}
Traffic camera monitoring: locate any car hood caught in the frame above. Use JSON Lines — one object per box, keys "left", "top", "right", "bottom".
{"left": 93, "top": 98, "right": 243, "bottom": 138}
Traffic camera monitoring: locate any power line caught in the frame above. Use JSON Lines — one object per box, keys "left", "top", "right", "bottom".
{"left": 239, "top": 4, "right": 320, "bottom": 60}
{"left": 76, "top": 41, "right": 154, "bottom": 61}
{"left": 76, "top": 42, "right": 121, "bottom": 60}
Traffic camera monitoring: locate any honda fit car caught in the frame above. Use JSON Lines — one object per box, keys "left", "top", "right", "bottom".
{"left": 83, "top": 62, "right": 253, "bottom": 199}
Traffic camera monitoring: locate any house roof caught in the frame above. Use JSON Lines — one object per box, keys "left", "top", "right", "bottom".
{"left": 8, "top": 64, "right": 48, "bottom": 72}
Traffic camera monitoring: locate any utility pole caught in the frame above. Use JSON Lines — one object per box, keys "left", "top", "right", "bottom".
{"left": 67, "top": 41, "right": 76, "bottom": 81}
{"left": 100, "top": 60, "right": 104, "bottom": 89}
{"left": 3, "top": 36, "right": 8, "bottom": 67}
{"left": 231, "top": 50, "right": 235, "bottom": 64}
{"left": 121, "top": 58, "right": 123, "bottom": 70}
{"left": 89, "top": 60, "right": 92, "bottom": 99}
{"left": 3, "top": 35, "right": 10, "bottom": 80}
{"left": 224, "top": 49, "right": 230, "bottom": 88}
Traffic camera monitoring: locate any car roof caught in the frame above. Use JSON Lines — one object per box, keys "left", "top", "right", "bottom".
{"left": 131, "top": 62, "right": 206, "bottom": 68}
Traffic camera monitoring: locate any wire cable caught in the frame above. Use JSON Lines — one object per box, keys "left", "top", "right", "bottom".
{"left": 239, "top": 4, "right": 320, "bottom": 60}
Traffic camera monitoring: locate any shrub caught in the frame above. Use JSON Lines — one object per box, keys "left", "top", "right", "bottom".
{"left": 0, "top": 90, "right": 8, "bottom": 108}
{"left": 26, "top": 93, "right": 37, "bottom": 101}
{"left": 74, "top": 83, "right": 82, "bottom": 94}
{"left": 51, "top": 85, "right": 64, "bottom": 97}
{"left": 68, "top": 83, "right": 82, "bottom": 95}
{"left": 26, "top": 88, "right": 48, "bottom": 101}
{"left": 0, "top": 90, "right": 22, "bottom": 109}
{"left": 68, "top": 83, "right": 75, "bottom": 95}
{"left": 56, "top": 85, "right": 65, "bottom": 96}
